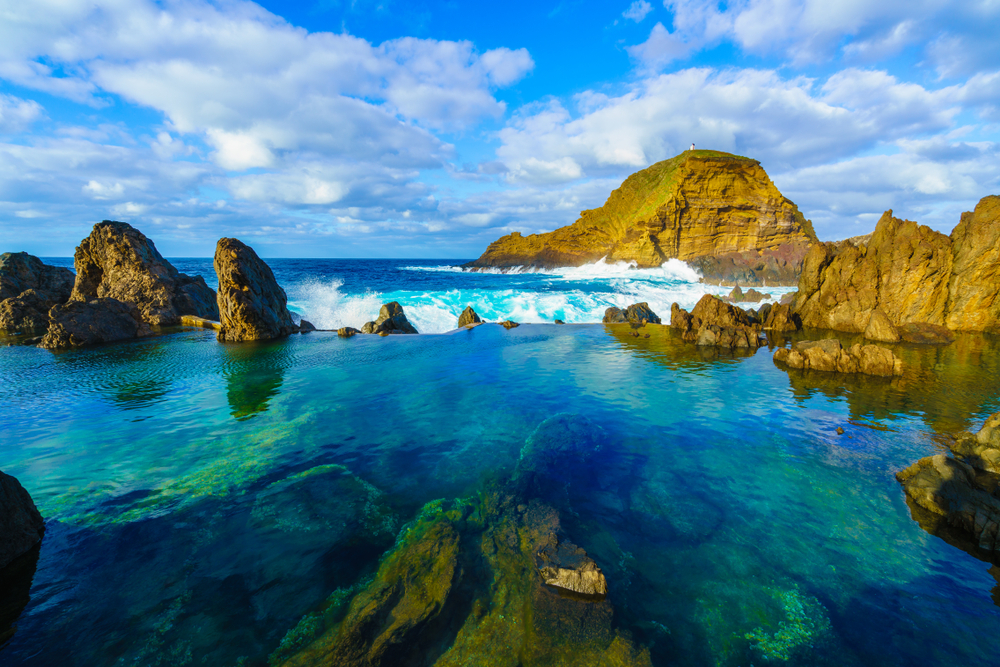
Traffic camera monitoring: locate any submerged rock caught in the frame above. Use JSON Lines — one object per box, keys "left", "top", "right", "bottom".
{"left": 214, "top": 238, "right": 299, "bottom": 342}
{"left": 537, "top": 537, "right": 608, "bottom": 598}
{"left": 71, "top": 221, "right": 218, "bottom": 326}
{"left": 0, "top": 471, "right": 45, "bottom": 570}
{"left": 898, "top": 322, "right": 955, "bottom": 345}
{"left": 361, "top": 302, "right": 418, "bottom": 335}
{"left": 773, "top": 339, "right": 903, "bottom": 377}
{"left": 0, "top": 253, "right": 74, "bottom": 333}
{"left": 39, "top": 298, "right": 152, "bottom": 349}
{"left": 457, "top": 306, "right": 482, "bottom": 328}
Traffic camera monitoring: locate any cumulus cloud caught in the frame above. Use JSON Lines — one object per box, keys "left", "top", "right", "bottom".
{"left": 0, "top": 94, "right": 43, "bottom": 133}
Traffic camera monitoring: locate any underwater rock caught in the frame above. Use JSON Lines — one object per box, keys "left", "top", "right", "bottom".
{"left": 457, "top": 306, "right": 481, "bottom": 328}
{"left": 672, "top": 295, "right": 763, "bottom": 349}
{"left": 0, "top": 253, "right": 74, "bottom": 333}
{"left": 71, "top": 221, "right": 218, "bottom": 326}
{"left": 214, "top": 237, "right": 299, "bottom": 342}
{"left": 39, "top": 298, "right": 152, "bottom": 349}
{"left": 361, "top": 302, "right": 418, "bottom": 335}
{"left": 773, "top": 339, "right": 903, "bottom": 377}
{"left": 465, "top": 150, "right": 815, "bottom": 286}
{"left": 0, "top": 471, "right": 45, "bottom": 570}
{"left": 898, "top": 322, "right": 955, "bottom": 345}
{"left": 537, "top": 537, "right": 608, "bottom": 598}
{"left": 863, "top": 309, "right": 900, "bottom": 343}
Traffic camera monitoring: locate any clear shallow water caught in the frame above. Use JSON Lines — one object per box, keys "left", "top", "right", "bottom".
{"left": 41, "top": 256, "right": 795, "bottom": 334}
{"left": 2, "top": 320, "right": 1000, "bottom": 666}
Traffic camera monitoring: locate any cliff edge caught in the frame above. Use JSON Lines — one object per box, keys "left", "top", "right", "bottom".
{"left": 465, "top": 150, "right": 817, "bottom": 285}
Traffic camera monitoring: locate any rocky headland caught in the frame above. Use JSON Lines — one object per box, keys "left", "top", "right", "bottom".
{"left": 465, "top": 150, "right": 817, "bottom": 285}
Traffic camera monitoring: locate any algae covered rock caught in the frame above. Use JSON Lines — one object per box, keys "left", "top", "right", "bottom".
{"left": 466, "top": 150, "right": 816, "bottom": 285}
{"left": 215, "top": 238, "right": 299, "bottom": 342}
{"left": 71, "top": 221, "right": 218, "bottom": 326}
{"left": 0, "top": 471, "right": 45, "bottom": 570}
{"left": 361, "top": 302, "right": 418, "bottom": 335}
{"left": 457, "top": 306, "right": 482, "bottom": 328}
{"left": 39, "top": 298, "right": 152, "bottom": 349}
{"left": 0, "top": 252, "right": 74, "bottom": 332}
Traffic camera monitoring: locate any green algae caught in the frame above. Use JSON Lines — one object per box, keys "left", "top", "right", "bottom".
{"left": 744, "top": 589, "right": 832, "bottom": 662}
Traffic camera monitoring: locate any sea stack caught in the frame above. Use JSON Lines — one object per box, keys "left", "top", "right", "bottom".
{"left": 465, "top": 150, "right": 817, "bottom": 285}
{"left": 214, "top": 238, "right": 299, "bottom": 342}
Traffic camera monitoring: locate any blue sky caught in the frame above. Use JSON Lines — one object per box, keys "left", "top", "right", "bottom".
{"left": 0, "top": 0, "right": 998, "bottom": 258}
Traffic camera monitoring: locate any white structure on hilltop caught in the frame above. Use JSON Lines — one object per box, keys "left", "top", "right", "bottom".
{"left": 690, "top": 143, "right": 695, "bottom": 150}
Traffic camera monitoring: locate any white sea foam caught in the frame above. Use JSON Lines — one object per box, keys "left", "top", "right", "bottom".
{"left": 286, "top": 278, "right": 383, "bottom": 330}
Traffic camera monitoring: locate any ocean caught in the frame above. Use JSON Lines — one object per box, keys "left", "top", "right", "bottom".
{"left": 1, "top": 258, "right": 998, "bottom": 666}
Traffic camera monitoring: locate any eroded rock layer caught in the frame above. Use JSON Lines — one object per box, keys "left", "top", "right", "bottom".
{"left": 466, "top": 151, "right": 817, "bottom": 285}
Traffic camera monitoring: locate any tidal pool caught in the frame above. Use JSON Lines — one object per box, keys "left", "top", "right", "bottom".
{"left": 1, "top": 324, "right": 999, "bottom": 666}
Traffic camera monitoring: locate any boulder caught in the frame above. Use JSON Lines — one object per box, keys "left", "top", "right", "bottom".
{"left": 361, "top": 302, "right": 418, "bottom": 335}
{"left": 773, "top": 339, "right": 903, "bottom": 377}
{"left": 949, "top": 412, "right": 1000, "bottom": 475}
{"left": 71, "top": 221, "right": 217, "bottom": 326}
{"left": 337, "top": 327, "right": 360, "bottom": 338}
{"left": 603, "top": 306, "right": 627, "bottom": 323}
{"left": 457, "top": 305, "right": 482, "bottom": 328}
{"left": 298, "top": 319, "right": 316, "bottom": 333}
{"left": 607, "top": 302, "right": 660, "bottom": 324}
{"left": 761, "top": 303, "right": 800, "bottom": 332}
{"left": 536, "top": 536, "right": 608, "bottom": 598}
{"left": 39, "top": 298, "right": 152, "bottom": 349}
{"left": 757, "top": 302, "right": 773, "bottom": 324}
{"left": 671, "top": 294, "right": 763, "bottom": 349}
{"left": 501, "top": 320, "right": 519, "bottom": 329}
{"left": 898, "top": 322, "right": 955, "bottom": 345}
{"left": 728, "top": 285, "right": 744, "bottom": 302}
{"left": 0, "top": 253, "right": 74, "bottom": 332}
{"left": 0, "top": 471, "right": 46, "bottom": 570}
{"left": 214, "top": 238, "right": 299, "bottom": 342}
{"left": 863, "top": 309, "right": 900, "bottom": 343}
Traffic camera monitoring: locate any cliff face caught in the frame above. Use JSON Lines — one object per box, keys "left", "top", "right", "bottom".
{"left": 466, "top": 150, "right": 818, "bottom": 285}
{"left": 794, "top": 196, "right": 1000, "bottom": 334}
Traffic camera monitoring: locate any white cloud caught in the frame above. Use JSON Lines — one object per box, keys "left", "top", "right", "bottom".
{"left": 0, "top": 94, "right": 43, "bottom": 133}
{"left": 83, "top": 180, "right": 125, "bottom": 198}
{"left": 623, "top": 1, "right": 654, "bottom": 22}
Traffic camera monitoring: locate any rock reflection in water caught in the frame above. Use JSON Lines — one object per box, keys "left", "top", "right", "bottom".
{"left": 222, "top": 340, "right": 290, "bottom": 420}
{"left": 0, "top": 545, "right": 41, "bottom": 649}
{"left": 604, "top": 323, "right": 756, "bottom": 371}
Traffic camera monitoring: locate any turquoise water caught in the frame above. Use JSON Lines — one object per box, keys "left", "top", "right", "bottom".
{"left": 2, "top": 321, "right": 1000, "bottom": 666}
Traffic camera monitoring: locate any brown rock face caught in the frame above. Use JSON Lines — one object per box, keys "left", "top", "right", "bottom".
{"left": 773, "top": 339, "right": 903, "bottom": 377}
{"left": 603, "top": 302, "right": 661, "bottom": 324}
{"left": 457, "top": 305, "right": 482, "bottom": 328}
{"left": 39, "top": 298, "right": 152, "bottom": 349}
{"left": 466, "top": 151, "right": 817, "bottom": 285}
{"left": 761, "top": 303, "right": 801, "bottom": 332}
{"left": 71, "top": 221, "right": 218, "bottom": 326}
{"left": 0, "top": 471, "right": 45, "bottom": 570}
{"left": 863, "top": 309, "right": 900, "bottom": 343}
{"left": 671, "top": 295, "right": 762, "bottom": 349}
{"left": 214, "top": 238, "right": 298, "bottom": 342}
{"left": 794, "top": 196, "right": 1000, "bottom": 334}
{"left": 0, "top": 253, "right": 74, "bottom": 332}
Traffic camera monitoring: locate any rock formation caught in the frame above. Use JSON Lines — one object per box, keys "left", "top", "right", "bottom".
{"left": 537, "top": 537, "right": 608, "bottom": 597}
{"left": 39, "top": 298, "right": 152, "bottom": 349}
{"left": 71, "top": 221, "right": 218, "bottom": 326}
{"left": 337, "top": 327, "right": 360, "bottom": 338}
{"left": 361, "top": 302, "right": 418, "bottom": 335}
{"left": 602, "top": 302, "right": 661, "bottom": 324}
{"left": 466, "top": 151, "right": 817, "bottom": 285}
{"left": 670, "top": 295, "right": 762, "bottom": 349}
{"left": 0, "top": 253, "right": 74, "bottom": 332}
{"left": 773, "top": 339, "right": 903, "bottom": 377}
{"left": 727, "top": 285, "right": 771, "bottom": 303}
{"left": 761, "top": 303, "right": 801, "bottom": 332}
{"left": 0, "top": 471, "right": 45, "bottom": 570}
{"left": 457, "top": 306, "right": 481, "bottom": 328}
{"left": 863, "top": 309, "right": 900, "bottom": 343}
{"left": 501, "top": 319, "right": 519, "bottom": 329}
{"left": 897, "top": 412, "right": 1000, "bottom": 554}
{"left": 214, "top": 238, "right": 299, "bottom": 342}
{"left": 794, "top": 196, "right": 1000, "bottom": 335}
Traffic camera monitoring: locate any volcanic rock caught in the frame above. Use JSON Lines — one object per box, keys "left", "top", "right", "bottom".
{"left": 458, "top": 305, "right": 482, "bottom": 328}
{"left": 361, "top": 301, "right": 418, "bottom": 335}
{"left": 214, "top": 238, "right": 298, "bottom": 342}
{"left": 761, "top": 303, "right": 800, "bottom": 332}
{"left": 337, "top": 327, "right": 360, "bottom": 338}
{"left": 773, "top": 339, "right": 903, "bottom": 377}
{"left": 71, "top": 221, "right": 217, "bottom": 326}
{"left": 671, "top": 295, "right": 762, "bottom": 349}
{"left": 603, "top": 307, "right": 627, "bottom": 323}
{"left": 0, "top": 253, "right": 74, "bottom": 332}
{"left": 501, "top": 320, "right": 519, "bottom": 329}
{"left": 298, "top": 319, "right": 316, "bottom": 333}
{"left": 604, "top": 302, "right": 660, "bottom": 325}
{"left": 947, "top": 196, "right": 1000, "bottom": 332}
{"left": 863, "top": 309, "right": 900, "bottom": 343}
{"left": 39, "top": 298, "right": 152, "bottom": 349}
{"left": 0, "top": 471, "right": 45, "bottom": 570}
{"left": 466, "top": 151, "right": 817, "bottom": 285}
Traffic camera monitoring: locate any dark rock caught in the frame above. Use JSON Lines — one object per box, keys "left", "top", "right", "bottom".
{"left": 71, "top": 221, "right": 217, "bottom": 326}
{"left": 898, "top": 322, "right": 955, "bottom": 345}
{"left": 214, "top": 238, "right": 298, "bottom": 342}
{"left": 0, "top": 471, "right": 45, "bottom": 570}
{"left": 773, "top": 339, "right": 903, "bottom": 376}
{"left": 298, "top": 319, "right": 316, "bottom": 333}
{"left": 457, "top": 306, "right": 482, "bottom": 328}
{"left": 361, "top": 302, "right": 418, "bottom": 335}
{"left": 337, "top": 327, "right": 360, "bottom": 338}
{"left": 836, "top": 427, "right": 845, "bottom": 435}
{"left": 501, "top": 320, "right": 519, "bottom": 329}
{"left": 39, "top": 298, "right": 152, "bottom": 349}
{"left": 554, "top": 319, "right": 565, "bottom": 324}
{"left": 0, "top": 253, "right": 74, "bottom": 333}
{"left": 757, "top": 302, "right": 773, "bottom": 324}
{"left": 602, "top": 306, "right": 627, "bottom": 323}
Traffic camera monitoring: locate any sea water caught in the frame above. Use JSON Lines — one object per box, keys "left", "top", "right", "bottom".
{"left": 2, "top": 259, "right": 999, "bottom": 666}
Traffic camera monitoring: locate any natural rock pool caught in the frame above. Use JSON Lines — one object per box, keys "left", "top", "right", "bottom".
{"left": 2, "top": 324, "right": 999, "bottom": 666}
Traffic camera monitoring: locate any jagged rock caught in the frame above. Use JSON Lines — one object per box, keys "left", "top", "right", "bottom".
{"left": 773, "top": 339, "right": 903, "bottom": 376}
{"left": 298, "top": 319, "right": 316, "bottom": 333}
{"left": 536, "top": 537, "right": 608, "bottom": 598}
{"left": 0, "top": 253, "right": 74, "bottom": 332}
{"left": 898, "top": 322, "right": 955, "bottom": 345}
{"left": 728, "top": 285, "right": 744, "bottom": 302}
{"left": 603, "top": 302, "right": 660, "bottom": 325}
{"left": 361, "top": 302, "right": 418, "bottom": 335}
{"left": 457, "top": 306, "right": 482, "bottom": 328}
{"left": 215, "top": 238, "right": 298, "bottom": 342}
{"left": 794, "top": 197, "right": 1000, "bottom": 334}
{"left": 757, "top": 302, "right": 773, "bottom": 324}
{"left": 0, "top": 471, "right": 45, "bottom": 570}
{"left": 863, "top": 309, "right": 900, "bottom": 343}
{"left": 71, "top": 221, "right": 218, "bottom": 326}
{"left": 779, "top": 292, "right": 796, "bottom": 306}
{"left": 501, "top": 320, "right": 519, "bottom": 329}
{"left": 671, "top": 295, "right": 763, "bottom": 349}
{"left": 465, "top": 151, "right": 816, "bottom": 285}
{"left": 727, "top": 286, "right": 770, "bottom": 303}
{"left": 337, "top": 327, "right": 360, "bottom": 338}
{"left": 554, "top": 319, "right": 565, "bottom": 324}
{"left": 39, "top": 298, "right": 152, "bottom": 349}
{"left": 761, "top": 303, "right": 800, "bottom": 331}
{"left": 603, "top": 307, "right": 627, "bottom": 323}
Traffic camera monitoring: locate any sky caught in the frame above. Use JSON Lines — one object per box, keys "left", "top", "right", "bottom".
{"left": 0, "top": 0, "right": 998, "bottom": 258}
